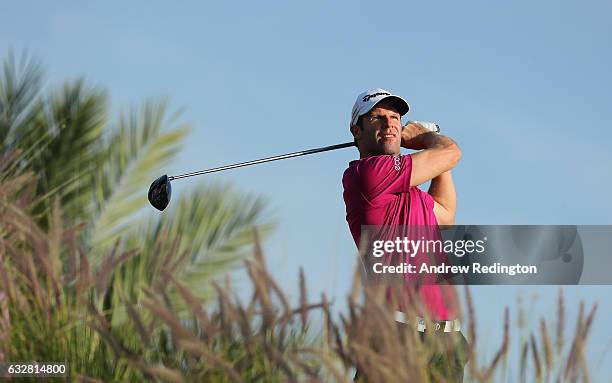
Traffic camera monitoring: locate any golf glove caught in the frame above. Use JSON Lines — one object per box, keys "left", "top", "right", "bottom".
{"left": 408, "top": 120, "right": 440, "bottom": 134}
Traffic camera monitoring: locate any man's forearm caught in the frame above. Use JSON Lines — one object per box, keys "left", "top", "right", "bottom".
{"left": 428, "top": 170, "right": 456, "bottom": 214}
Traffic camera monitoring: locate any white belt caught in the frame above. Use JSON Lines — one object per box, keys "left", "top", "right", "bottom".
{"left": 394, "top": 311, "right": 461, "bottom": 333}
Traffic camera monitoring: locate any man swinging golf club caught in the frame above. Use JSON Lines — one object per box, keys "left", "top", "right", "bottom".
{"left": 342, "top": 88, "right": 468, "bottom": 382}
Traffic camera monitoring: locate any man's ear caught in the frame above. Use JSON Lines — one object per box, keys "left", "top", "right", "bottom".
{"left": 350, "top": 124, "right": 362, "bottom": 141}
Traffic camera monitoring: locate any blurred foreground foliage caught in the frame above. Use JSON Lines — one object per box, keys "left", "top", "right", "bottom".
{"left": 0, "top": 147, "right": 598, "bottom": 382}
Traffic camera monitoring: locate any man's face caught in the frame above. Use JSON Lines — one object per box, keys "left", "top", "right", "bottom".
{"left": 351, "top": 99, "right": 402, "bottom": 157}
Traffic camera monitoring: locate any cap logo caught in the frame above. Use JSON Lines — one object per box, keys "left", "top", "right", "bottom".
{"left": 362, "top": 92, "right": 390, "bottom": 102}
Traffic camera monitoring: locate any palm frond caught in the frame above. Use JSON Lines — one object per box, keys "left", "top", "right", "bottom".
{"left": 35, "top": 80, "right": 108, "bottom": 220}
{"left": 120, "top": 183, "right": 275, "bottom": 304}
{"left": 89, "top": 100, "right": 189, "bottom": 257}
{"left": 0, "top": 51, "right": 44, "bottom": 148}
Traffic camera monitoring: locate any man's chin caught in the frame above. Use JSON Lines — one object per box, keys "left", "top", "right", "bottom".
{"left": 362, "top": 143, "right": 400, "bottom": 157}
{"left": 380, "top": 143, "right": 400, "bottom": 156}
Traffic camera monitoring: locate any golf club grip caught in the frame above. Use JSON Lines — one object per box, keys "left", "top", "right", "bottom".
{"left": 170, "top": 141, "right": 356, "bottom": 180}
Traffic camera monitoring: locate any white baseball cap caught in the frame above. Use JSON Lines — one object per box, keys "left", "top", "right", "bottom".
{"left": 350, "top": 88, "right": 410, "bottom": 127}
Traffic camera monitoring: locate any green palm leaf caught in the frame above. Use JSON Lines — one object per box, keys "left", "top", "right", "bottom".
{"left": 120, "top": 183, "right": 275, "bottom": 303}
{"left": 89, "top": 100, "right": 189, "bottom": 258}
{"left": 30, "top": 80, "right": 108, "bottom": 222}
{"left": 1, "top": 57, "right": 108, "bottom": 224}
{"left": 0, "top": 51, "right": 43, "bottom": 147}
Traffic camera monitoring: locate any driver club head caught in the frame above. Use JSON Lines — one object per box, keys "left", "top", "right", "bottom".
{"left": 148, "top": 174, "right": 172, "bottom": 211}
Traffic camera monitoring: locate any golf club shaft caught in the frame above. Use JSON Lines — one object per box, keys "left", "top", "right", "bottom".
{"left": 169, "top": 141, "right": 356, "bottom": 181}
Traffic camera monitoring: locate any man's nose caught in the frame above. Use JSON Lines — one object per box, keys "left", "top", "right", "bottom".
{"left": 381, "top": 116, "right": 395, "bottom": 128}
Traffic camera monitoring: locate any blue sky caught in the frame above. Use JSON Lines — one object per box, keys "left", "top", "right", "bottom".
{"left": 3, "top": 0, "right": 612, "bottom": 379}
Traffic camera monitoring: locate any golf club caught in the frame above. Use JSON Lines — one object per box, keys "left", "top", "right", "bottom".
{"left": 148, "top": 141, "right": 356, "bottom": 211}
{"left": 148, "top": 121, "right": 440, "bottom": 211}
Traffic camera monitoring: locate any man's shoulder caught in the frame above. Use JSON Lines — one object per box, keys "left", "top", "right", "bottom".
{"left": 342, "top": 157, "right": 373, "bottom": 184}
{"left": 342, "top": 161, "right": 358, "bottom": 189}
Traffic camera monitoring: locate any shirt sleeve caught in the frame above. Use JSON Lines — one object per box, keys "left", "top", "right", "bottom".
{"left": 356, "top": 154, "right": 412, "bottom": 201}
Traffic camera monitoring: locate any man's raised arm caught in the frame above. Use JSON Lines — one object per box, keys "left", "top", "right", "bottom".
{"left": 401, "top": 122, "right": 461, "bottom": 225}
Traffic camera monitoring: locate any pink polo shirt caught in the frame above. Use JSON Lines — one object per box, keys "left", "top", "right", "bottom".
{"left": 342, "top": 153, "right": 458, "bottom": 320}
